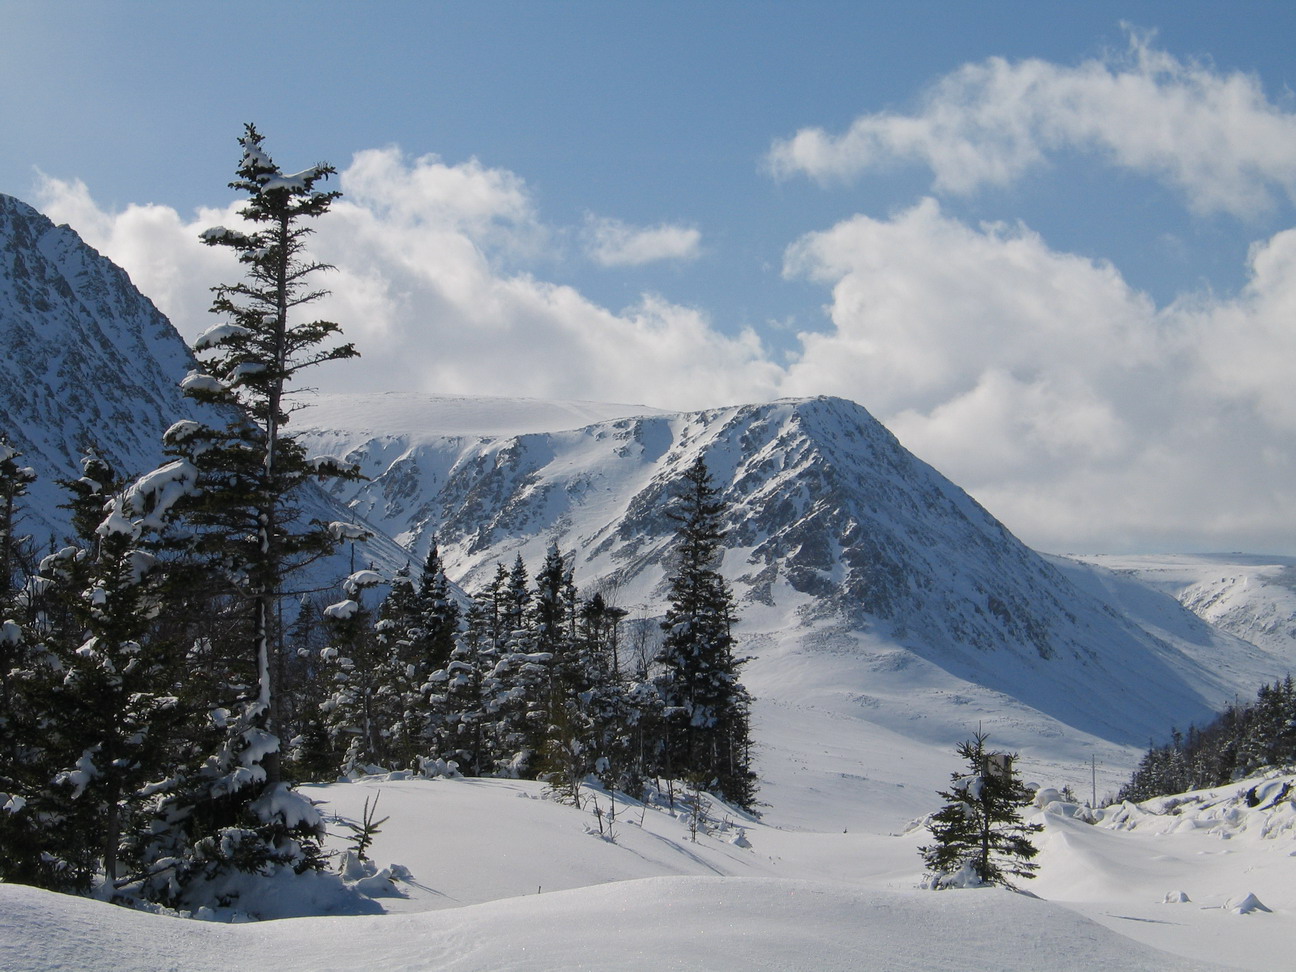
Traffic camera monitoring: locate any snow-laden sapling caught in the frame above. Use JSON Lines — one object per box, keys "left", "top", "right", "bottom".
{"left": 339, "top": 794, "right": 389, "bottom": 863}
{"left": 919, "top": 731, "right": 1042, "bottom": 889}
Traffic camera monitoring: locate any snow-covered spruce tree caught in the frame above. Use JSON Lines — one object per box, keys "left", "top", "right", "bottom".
{"left": 535, "top": 553, "right": 637, "bottom": 803}
{"left": 31, "top": 456, "right": 193, "bottom": 892}
{"left": 372, "top": 543, "right": 461, "bottom": 771}
{"left": 654, "top": 457, "right": 755, "bottom": 809}
{"left": 319, "top": 570, "right": 390, "bottom": 776}
{"left": 919, "top": 732, "right": 1042, "bottom": 889}
{"left": 488, "top": 555, "right": 552, "bottom": 777}
{"left": 0, "top": 441, "right": 46, "bottom": 887}
{"left": 531, "top": 545, "right": 585, "bottom": 801}
{"left": 430, "top": 574, "right": 503, "bottom": 777}
{"left": 413, "top": 541, "right": 461, "bottom": 675}
{"left": 0, "top": 438, "right": 37, "bottom": 602}
{"left": 135, "top": 125, "right": 358, "bottom": 898}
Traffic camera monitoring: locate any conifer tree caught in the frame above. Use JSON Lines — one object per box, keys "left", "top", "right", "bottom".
{"left": 490, "top": 555, "right": 549, "bottom": 775}
{"left": 434, "top": 588, "right": 496, "bottom": 776}
{"left": 40, "top": 461, "right": 189, "bottom": 890}
{"left": 655, "top": 457, "right": 755, "bottom": 808}
{"left": 416, "top": 541, "right": 461, "bottom": 674}
{"left": 919, "top": 732, "right": 1042, "bottom": 889}
{"left": 133, "top": 125, "right": 357, "bottom": 897}
{"left": 0, "top": 438, "right": 36, "bottom": 602}
{"left": 317, "top": 569, "right": 390, "bottom": 775}
{"left": 0, "top": 444, "right": 46, "bottom": 887}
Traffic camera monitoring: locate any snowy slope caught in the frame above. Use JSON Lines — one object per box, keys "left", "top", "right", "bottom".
{"left": 298, "top": 392, "right": 1283, "bottom": 808}
{"left": 9, "top": 771, "right": 1296, "bottom": 970}
{"left": 0, "top": 193, "right": 213, "bottom": 543}
{"left": 1075, "top": 553, "right": 1296, "bottom": 669}
{"left": 0, "top": 193, "right": 403, "bottom": 572}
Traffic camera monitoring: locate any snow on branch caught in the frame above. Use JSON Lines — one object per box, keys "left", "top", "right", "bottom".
{"left": 261, "top": 166, "right": 330, "bottom": 193}
{"left": 327, "top": 521, "right": 371, "bottom": 542}
{"left": 343, "top": 569, "right": 383, "bottom": 597}
{"left": 199, "top": 225, "right": 256, "bottom": 247}
{"left": 180, "top": 371, "right": 227, "bottom": 396}
{"left": 324, "top": 599, "right": 360, "bottom": 621}
{"left": 193, "top": 323, "right": 253, "bottom": 351}
{"left": 99, "top": 459, "right": 200, "bottom": 538}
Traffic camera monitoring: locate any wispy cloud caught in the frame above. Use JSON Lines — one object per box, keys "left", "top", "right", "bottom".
{"left": 582, "top": 214, "right": 702, "bottom": 267}
{"left": 768, "top": 28, "right": 1296, "bottom": 217}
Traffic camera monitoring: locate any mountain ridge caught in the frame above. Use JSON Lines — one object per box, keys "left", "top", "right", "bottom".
{"left": 0, "top": 192, "right": 402, "bottom": 573}
{"left": 296, "top": 391, "right": 1280, "bottom": 754}
{"left": 2, "top": 191, "right": 1286, "bottom": 801}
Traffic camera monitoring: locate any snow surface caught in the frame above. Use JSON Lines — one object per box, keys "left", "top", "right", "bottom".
{"left": 9, "top": 772, "right": 1294, "bottom": 970}
{"left": 1075, "top": 553, "right": 1296, "bottom": 668}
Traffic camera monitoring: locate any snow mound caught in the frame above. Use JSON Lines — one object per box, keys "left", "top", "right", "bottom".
{"left": 0, "top": 877, "right": 1235, "bottom": 972}
{"left": 1225, "top": 892, "right": 1271, "bottom": 915}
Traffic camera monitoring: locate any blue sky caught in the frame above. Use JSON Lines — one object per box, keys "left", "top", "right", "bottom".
{"left": 3, "top": 1, "right": 1296, "bottom": 555}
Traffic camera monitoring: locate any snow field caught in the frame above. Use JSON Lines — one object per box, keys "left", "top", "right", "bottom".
{"left": 9, "top": 771, "right": 1285, "bottom": 971}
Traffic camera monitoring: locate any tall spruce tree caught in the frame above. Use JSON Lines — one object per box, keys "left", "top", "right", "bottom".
{"left": 919, "top": 732, "right": 1042, "bottom": 889}
{"left": 655, "top": 457, "right": 755, "bottom": 809}
{"left": 135, "top": 125, "right": 358, "bottom": 897}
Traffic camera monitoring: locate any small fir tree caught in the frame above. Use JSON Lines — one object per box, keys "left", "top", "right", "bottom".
{"left": 919, "top": 732, "right": 1042, "bottom": 889}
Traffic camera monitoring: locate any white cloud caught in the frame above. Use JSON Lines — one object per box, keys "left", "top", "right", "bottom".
{"left": 779, "top": 198, "right": 1296, "bottom": 553}
{"left": 35, "top": 172, "right": 242, "bottom": 337}
{"left": 31, "top": 144, "right": 1296, "bottom": 554}
{"left": 768, "top": 29, "right": 1296, "bottom": 217}
{"left": 34, "top": 149, "right": 775, "bottom": 412}
{"left": 582, "top": 215, "right": 702, "bottom": 267}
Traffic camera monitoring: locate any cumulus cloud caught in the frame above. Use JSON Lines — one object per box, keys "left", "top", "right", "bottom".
{"left": 582, "top": 214, "right": 702, "bottom": 266}
{"left": 779, "top": 198, "right": 1296, "bottom": 553}
{"left": 35, "top": 172, "right": 242, "bottom": 336}
{"left": 31, "top": 136, "right": 1296, "bottom": 553}
{"left": 34, "top": 148, "right": 776, "bottom": 412}
{"left": 768, "top": 29, "right": 1296, "bottom": 217}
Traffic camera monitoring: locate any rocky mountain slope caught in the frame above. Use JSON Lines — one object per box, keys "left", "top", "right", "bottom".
{"left": 3, "top": 192, "right": 1286, "bottom": 806}
{"left": 0, "top": 193, "right": 212, "bottom": 542}
{"left": 297, "top": 391, "right": 1281, "bottom": 760}
{"left": 0, "top": 192, "right": 399, "bottom": 572}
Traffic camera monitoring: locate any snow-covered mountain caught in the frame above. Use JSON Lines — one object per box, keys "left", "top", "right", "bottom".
{"left": 297, "top": 391, "right": 1283, "bottom": 812}
{"left": 3, "top": 191, "right": 1286, "bottom": 814}
{"left": 0, "top": 193, "right": 401, "bottom": 572}
{"left": 0, "top": 193, "right": 213, "bottom": 542}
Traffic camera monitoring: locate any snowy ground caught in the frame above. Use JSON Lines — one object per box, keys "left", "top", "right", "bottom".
{"left": 5, "top": 553, "right": 1294, "bottom": 969}
{"left": 4, "top": 771, "right": 1292, "bottom": 971}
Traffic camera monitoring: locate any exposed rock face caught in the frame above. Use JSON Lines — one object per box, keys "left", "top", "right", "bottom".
{"left": 0, "top": 193, "right": 402, "bottom": 574}
{"left": 301, "top": 395, "right": 1134, "bottom": 663}
{"left": 0, "top": 193, "right": 208, "bottom": 542}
